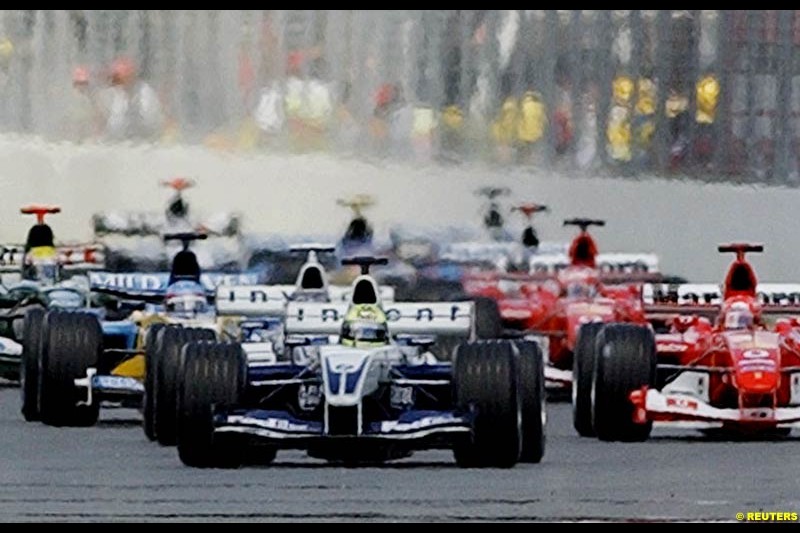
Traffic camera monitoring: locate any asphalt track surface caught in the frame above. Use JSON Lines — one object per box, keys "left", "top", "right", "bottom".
{"left": 0, "top": 384, "right": 798, "bottom": 522}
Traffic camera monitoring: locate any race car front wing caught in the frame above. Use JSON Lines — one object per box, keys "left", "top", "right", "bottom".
{"left": 214, "top": 408, "right": 471, "bottom": 445}
{"left": 629, "top": 387, "right": 800, "bottom": 427}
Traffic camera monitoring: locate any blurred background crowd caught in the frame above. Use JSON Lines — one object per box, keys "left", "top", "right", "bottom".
{"left": 0, "top": 10, "right": 798, "bottom": 184}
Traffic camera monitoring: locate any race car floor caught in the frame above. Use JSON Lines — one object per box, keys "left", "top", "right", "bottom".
{"left": 0, "top": 385, "right": 797, "bottom": 522}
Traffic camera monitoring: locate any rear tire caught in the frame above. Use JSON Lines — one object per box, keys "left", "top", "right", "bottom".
{"left": 39, "top": 312, "right": 102, "bottom": 427}
{"left": 592, "top": 324, "right": 656, "bottom": 442}
{"left": 177, "top": 342, "right": 246, "bottom": 468}
{"left": 572, "top": 322, "right": 605, "bottom": 437}
{"left": 20, "top": 307, "right": 45, "bottom": 422}
{"left": 517, "top": 340, "right": 546, "bottom": 463}
{"left": 453, "top": 340, "right": 521, "bottom": 468}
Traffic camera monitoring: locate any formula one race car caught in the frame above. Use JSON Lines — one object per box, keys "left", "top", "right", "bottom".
{"left": 0, "top": 206, "right": 105, "bottom": 382}
{"left": 146, "top": 244, "right": 393, "bottom": 447}
{"left": 1, "top": 205, "right": 105, "bottom": 285}
{"left": 384, "top": 189, "right": 563, "bottom": 301}
{"left": 463, "top": 219, "right": 662, "bottom": 405}
{"left": 92, "top": 177, "right": 245, "bottom": 272}
{"left": 242, "top": 195, "right": 384, "bottom": 286}
{"left": 580, "top": 243, "right": 800, "bottom": 441}
{"left": 1, "top": 278, "right": 96, "bottom": 383}
{"left": 337, "top": 194, "right": 376, "bottom": 255}
{"left": 174, "top": 256, "right": 545, "bottom": 468}
{"left": 20, "top": 233, "right": 259, "bottom": 429}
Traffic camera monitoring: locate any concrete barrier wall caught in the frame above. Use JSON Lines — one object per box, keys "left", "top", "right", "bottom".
{"left": 0, "top": 135, "right": 796, "bottom": 282}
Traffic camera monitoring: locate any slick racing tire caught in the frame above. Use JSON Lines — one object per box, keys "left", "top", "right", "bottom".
{"left": 453, "top": 340, "right": 522, "bottom": 468}
{"left": 592, "top": 324, "right": 656, "bottom": 442}
{"left": 177, "top": 341, "right": 247, "bottom": 468}
{"left": 20, "top": 307, "right": 45, "bottom": 422}
{"left": 517, "top": 340, "right": 546, "bottom": 464}
{"left": 143, "top": 323, "right": 168, "bottom": 441}
{"left": 154, "top": 327, "right": 216, "bottom": 446}
{"left": 39, "top": 311, "right": 101, "bottom": 427}
{"left": 572, "top": 322, "right": 605, "bottom": 437}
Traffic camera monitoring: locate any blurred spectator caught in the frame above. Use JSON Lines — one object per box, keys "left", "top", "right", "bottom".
{"left": 60, "top": 66, "right": 99, "bottom": 142}
{"left": 284, "top": 52, "right": 333, "bottom": 152}
{"left": 491, "top": 95, "right": 519, "bottom": 163}
{"left": 96, "top": 57, "right": 164, "bottom": 142}
{"left": 694, "top": 73, "right": 720, "bottom": 167}
{"left": 607, "top": 75, "right": 634, "bottom": 163}
{"left": 384, "top": 85, "right": 415, "bottom": 160}
{"left": 607, "top": 75, "right": 658, "bottom": 166}
{"left": 632, "top": 77, "right": 657, "bottom": 164}
{"left": 253, "top": 79, "right": 286, "bottom": 144}
{"left": 666, "top": 74, "right": 720, "bottom": 170}
{"left": 439, "top": 104, "right": 465, "bottom": 161}
{"left": 516, "top": 90, "right": 548, "bottom": 164}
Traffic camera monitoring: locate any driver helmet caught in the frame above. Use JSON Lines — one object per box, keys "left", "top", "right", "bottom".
{"left": 559, "top": 267, "right": 600, "bottom": 299}
{"left": 23, "top": 247, "right": 60, "bottom": 286}
{"left": 565, "top": 281, "right": 597, "bottom": 299}
{"left": 164, "top": 281, "right": 208, "bottom": 316}
{"left": 340, "top": 304, "right": 390, "bottom": 348}
{"left": 720, "top": 299, "right": 758, "bottom": 330}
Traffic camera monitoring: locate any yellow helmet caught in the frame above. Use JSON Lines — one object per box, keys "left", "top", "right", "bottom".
{"left": 340, "top": 304, "right": 390, "bottom": 348}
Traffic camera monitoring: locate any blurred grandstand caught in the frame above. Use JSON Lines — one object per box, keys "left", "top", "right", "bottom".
{"left": 0, "top": 10, "right": 797, "bottom": 184}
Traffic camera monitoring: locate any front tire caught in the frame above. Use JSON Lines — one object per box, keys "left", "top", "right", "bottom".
{"left": 39, "top": 312, "right": 102, "bottom": 427}
{"left": 453, "top": 340, "right": 521, "bottom": 468}
{"left": 154, "top": 326, "right": 216, "bottom": 446}
{"left": 20, "top": 307, "right": 45, "bottom": 422}
{"left": 517, "top": 340, "right": 546, "bottom": 463}
{"left": 177, "top": 341, "right": 246, "bottom": 468}
{"left": 572, "top": 322, "right": 605, "bottom": 437}
{"left": 592, "top": 324, "right": 656, "bottom": 442}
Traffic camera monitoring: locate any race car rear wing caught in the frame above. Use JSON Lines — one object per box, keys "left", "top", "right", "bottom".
{"left": 92, "top": 211, "right": 163, "bottom": 236}
{"left": 215, "top": 285, "right": 296, "bottom": 317}
{"left": 215, "top": 284, "right": 396, "bottom": 317}
{"left": 529, "top": 252, "right": 661, "bottom": 280}
{"left": 58, "top": 244, "right": 106, "bottom": 272}
{"left": 642, "top": 283, "right": 800, "bottom": 318}
{"left": 89, "top": 271, "right": 260, "bottom": 300}
{"left": 285, "top": 301, "right": 474, "bottom": 336}
{"left": 0, "top": 244, "right": 106, "bottom": 273}
{"left": 93, "top": 212, "right": 240, "bottom": 238}
{"left": 439, "top": 241, "right": 567, "bottom": 264}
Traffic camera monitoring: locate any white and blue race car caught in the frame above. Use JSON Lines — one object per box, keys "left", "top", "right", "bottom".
{"left": 174, "top": 256, "right": 546, "bottom": 468}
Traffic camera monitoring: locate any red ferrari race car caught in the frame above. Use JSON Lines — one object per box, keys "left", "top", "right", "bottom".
{"left": 462, "top": 219, "right": 662, "bottom": 404}
{"left": 585, "top": 243, "right": 800, "bottom": 442}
